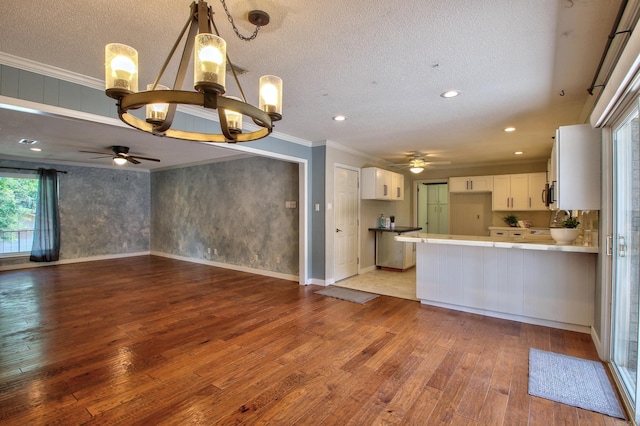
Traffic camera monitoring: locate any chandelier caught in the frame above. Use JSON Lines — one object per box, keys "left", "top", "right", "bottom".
{"left": 104, "top": 0, "right": 282, "bottom": 143}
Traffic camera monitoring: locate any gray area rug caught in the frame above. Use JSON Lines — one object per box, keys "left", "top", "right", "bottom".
{"left": 528, "top": 348, "right": 625, "bottom": 419}
{"left": 314, "top": 286, "right": 379, "bottom": 304}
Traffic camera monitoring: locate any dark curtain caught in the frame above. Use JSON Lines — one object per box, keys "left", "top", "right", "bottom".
{"left": 30, "top": 168, "right": 60, "bottom": 262}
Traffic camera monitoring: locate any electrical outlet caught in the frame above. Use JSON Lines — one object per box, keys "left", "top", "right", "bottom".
{"left": 254, "top": 254, "right": 259, "bottom": 261}
{"left": 276, "top": 256, "right": 281, "bottom": 264}
{"left": 214, "top": 248, "right": 218, "bottom": 255}
{"left": 207, "top": 247, "right": 211, "bottom": 254}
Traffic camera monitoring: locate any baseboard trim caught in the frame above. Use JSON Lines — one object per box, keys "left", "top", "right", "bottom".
{"left": 0, "top": 251, "right": 150, "bottom": 271}
{"left": 150, "top": 251, "right": 300, "bottom": 283}
{"left": 420, "top": 299, "right": 592, "bottom": 334}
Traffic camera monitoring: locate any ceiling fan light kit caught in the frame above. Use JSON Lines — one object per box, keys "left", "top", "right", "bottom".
{"left": 79, "top": 145, "right": 161, "bottom": 166}
{"left": 104, "top": 0, "right": 282, "bottom": 144}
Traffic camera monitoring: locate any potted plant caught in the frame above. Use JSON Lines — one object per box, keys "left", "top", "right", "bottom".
{"left": 561, "top": 217, "right": 580, "bottom": 228}
{"left": 550, "top": 217, "right": 580, "bottom": 244}
{"left": 502, "top": 214, "right": 519, "bottom": 227}
{"left": 390, "top": 215, "right": 396, "bottom": 230}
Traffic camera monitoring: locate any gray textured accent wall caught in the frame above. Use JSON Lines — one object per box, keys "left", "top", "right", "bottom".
{"left": 0, "top": 159, "right": 150, "bottom": 268}
{"left": 60, "top": 165, "right": 150, "bottom": 257}
{"left": 151, "top": 156, "right": 299, "bottom": 275}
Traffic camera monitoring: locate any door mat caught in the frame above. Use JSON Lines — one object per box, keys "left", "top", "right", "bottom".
{"left": 314, "top": 286, "right": 379, "bottom": 304}
{"left": 528, "top": 348, "right": 625, "bottom": 419}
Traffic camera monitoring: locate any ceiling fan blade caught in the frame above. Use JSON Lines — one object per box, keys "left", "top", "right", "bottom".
{"left": 126, "top": 157, "right": 141, "bottom": 165}
{"left": 79, "top": 149, "right": 113, "bottom": 155}
{"left": 128, "top": 155, "right": 161, "bottom": 162}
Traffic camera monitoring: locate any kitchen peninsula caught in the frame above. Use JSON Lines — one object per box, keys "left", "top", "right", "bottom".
{"left": 395, "top": 233, "right": 597, "bottom": 333}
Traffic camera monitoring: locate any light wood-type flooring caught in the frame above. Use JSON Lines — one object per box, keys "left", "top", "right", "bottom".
{"left": 0, "top": 256, "right": 628, "bottom": 424}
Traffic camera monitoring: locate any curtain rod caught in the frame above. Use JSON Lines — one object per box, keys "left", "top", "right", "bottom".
{"left": 0, "top": 166, "right": 68, "bottom": 174}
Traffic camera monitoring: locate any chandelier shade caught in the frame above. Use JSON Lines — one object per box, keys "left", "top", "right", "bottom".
{"left": 104, "top": 0, "right": 282, "bottom": 143}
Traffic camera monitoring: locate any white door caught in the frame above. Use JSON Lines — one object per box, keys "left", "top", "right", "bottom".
{"left": 611, "top": 104, "right": 640, "bottom": 420}
{"left": 334, "top": 167, "right": 359, "bottom": 281}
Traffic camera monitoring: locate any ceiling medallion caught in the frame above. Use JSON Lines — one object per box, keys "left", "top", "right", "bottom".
{"left": 104, "top": 0, "right": 282, "bottom": 143}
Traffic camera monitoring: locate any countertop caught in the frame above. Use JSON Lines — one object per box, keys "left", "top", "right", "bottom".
{"left": 368, "top": 226, "right": 422, "bottom": 234}
{"left": 395, "top": 232, "right": 598, "bottom": 253}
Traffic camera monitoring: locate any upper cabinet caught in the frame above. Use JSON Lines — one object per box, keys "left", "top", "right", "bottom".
{"left": 448, "top": 176, "right": 493, "bottom": 193}
{"left": 362, "top": 167, "right": 404, "bottom": 200}
{"left": 492, "top": 174, "right": 528, "bottom": 210}
{"left": 549, "top": 124, "right": 601, "bottom": 210}
{"left": 492, "top": 172, "right": 547, "bottom": 211}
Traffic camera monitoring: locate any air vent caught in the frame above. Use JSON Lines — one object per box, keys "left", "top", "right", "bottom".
{"left": 19, "top": 138, "right": 38, "bottom": 145}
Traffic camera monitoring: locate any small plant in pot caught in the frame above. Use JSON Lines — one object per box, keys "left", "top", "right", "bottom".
{"left": 550, "top": 217, "right": 580, "bottom": 244}
{"left": 390, "top": 215, "right": 396, "bottom": 230}
{"left": 561, "top": 217, "right": 580, "bottom": 228}
{"left": 502, "top": 214, "right": 519, "bottom": 227}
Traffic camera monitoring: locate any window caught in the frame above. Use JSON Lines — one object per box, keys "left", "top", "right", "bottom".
{"left": 0, "top": 174, "right": 38, "bottom": 255}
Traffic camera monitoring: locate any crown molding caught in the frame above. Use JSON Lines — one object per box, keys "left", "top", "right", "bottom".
{"left": 0, "top": 52, "right": 313, "bottom": 148}
{"left": 0, "top": 52, "right": 104, "bottom": 89}
{"left": 324, "top": 139, "right": 390, "bottom": 165}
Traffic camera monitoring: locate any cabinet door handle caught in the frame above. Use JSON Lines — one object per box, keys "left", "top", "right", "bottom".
{"left": 470, "top": 180, "right": 473, "bottom": 190}
{"left": 383, "top": 184, "right": 388, "bottom": 196}
{"left": 506, "top": 197, "right": 510, "bottom": 208}
{"left": 529, "top": 197, "right": 532, "bottom": 208}
{"left": 336, "top": 228, "right": 343, "bottom": 233}
{"left": 606, "top": 235, "right": 613, "bottom": 256}
{"left": 466, "top": 180, "right": 469, "bottom": 190}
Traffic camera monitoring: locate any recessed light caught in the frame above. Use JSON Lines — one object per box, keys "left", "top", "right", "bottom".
{"left": 514, "top": 151, "right": 523, "bottom": 155}
{"left": 440, "top": 90, "right": 461, "bottom": 98}
{"left": 19, "top": 138, "right": 38, "bottom": 145}
{"left": 504, "top": 127, "right": 516, "bottom": 132}
{"left": 30, "top": 147, "right": 42, "bottom": 152}
{"left": 333, "top": 115, "right": 347, "bottom": 121}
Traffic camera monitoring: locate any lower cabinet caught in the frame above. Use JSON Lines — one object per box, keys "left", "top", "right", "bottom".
{"left": 376, "top": 231, "right": 416, "bottom": 270}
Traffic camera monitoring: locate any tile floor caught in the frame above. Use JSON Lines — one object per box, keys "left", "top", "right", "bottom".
{"left": 334, "top": 267, "right": 418, "bottom": 301}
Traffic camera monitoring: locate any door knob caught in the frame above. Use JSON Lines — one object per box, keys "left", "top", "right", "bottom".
{"left": 336, "top": 228, "right": 343, "bottom": 233}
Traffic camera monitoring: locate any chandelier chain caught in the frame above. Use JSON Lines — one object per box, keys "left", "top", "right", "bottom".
{"left": 219, "top": 0, "right": 260, "bottom": 41}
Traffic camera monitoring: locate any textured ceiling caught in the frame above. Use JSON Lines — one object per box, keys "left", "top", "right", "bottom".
{"left": 0, "top": 0, "right": 624, "bottom": 170}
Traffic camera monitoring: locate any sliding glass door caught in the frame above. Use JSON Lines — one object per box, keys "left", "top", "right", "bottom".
{"left": 612, "top": 103, "right": 640, "bottom": 417}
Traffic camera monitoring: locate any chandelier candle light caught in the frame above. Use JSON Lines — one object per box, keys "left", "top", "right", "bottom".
{"left": 104, "top": 0, "right": 282, "bottom": 143}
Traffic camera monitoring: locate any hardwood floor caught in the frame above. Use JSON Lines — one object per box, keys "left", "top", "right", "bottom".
{"left": 0, "top": 256, "right": 628, "bottom": 425}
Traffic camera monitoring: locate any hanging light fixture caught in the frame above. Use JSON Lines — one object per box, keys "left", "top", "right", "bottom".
{"left": 409, "top": 158, "right": 425, "bottom": 174}
{"left": 104, "top": 1, "right": 282, "bottom": 143}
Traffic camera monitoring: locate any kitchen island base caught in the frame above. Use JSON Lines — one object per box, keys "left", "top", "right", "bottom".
{"left": 415, "top": 242, "right": 596, "bottom": 333}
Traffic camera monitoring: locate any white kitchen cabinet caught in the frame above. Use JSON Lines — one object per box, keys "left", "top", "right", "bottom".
{"left": 549, "top": 124, "right": 601, "bottom": 210}
{"left": 448, "top": 175, "right": 493, "bottom": 193}
{"left": 492, "top": 174, "right": 528, "bottom": 210}
{"left": 375, "top": 231, "right": 416, "bottom": 270}
{"left": 489, "top": 228, "right": 529, "bottom": 237}
{"left": 361, "top": 167, "right": 404, "bottom": 200}
{"left": 528, "top": 172, "right": 547, "bottom": 210}
{"left": 392, "top": 172, "right": 404, "bottom": 200}
{"left": 492, "top": 172, "right": 547, "bottom": 211}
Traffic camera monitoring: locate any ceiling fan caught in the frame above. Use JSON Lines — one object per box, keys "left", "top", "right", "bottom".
{"left": 397, "top": 153, "right": 451, "bottom": 173}
{"left": 79, "top": 145, "right": 161, "bottom": 165}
